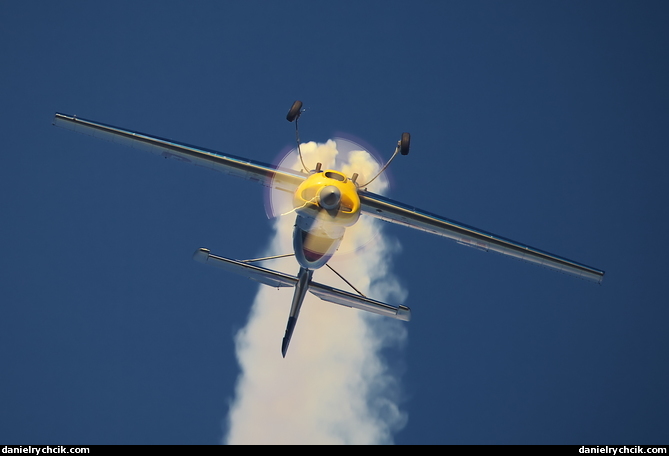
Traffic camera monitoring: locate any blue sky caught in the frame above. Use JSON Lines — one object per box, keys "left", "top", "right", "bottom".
{"left": 1, "top": 1, "right": 668, "bottom": 444}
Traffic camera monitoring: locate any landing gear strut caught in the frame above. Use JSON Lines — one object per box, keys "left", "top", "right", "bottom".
{"left": 358, "top": 132, "right": 411, "bottom": 188}
{"left": 286, "top": 100, "right": 309, "bottom": 172}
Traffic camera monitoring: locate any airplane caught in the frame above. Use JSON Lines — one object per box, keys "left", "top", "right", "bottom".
{"left": 53, "top": 101, "right": 604, "bottom": 357}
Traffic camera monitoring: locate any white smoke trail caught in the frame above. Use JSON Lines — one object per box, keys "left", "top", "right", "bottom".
{"left": 224, "top": 140, "right": 408, "bottom": 444}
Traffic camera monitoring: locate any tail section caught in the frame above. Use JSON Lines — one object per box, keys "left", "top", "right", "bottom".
{"left": 281, "top": 317, "right": 298, "bottom": 358}
{"left": 194, "top": 249, "right": 411, "bottom": 357}
{"left": 281, "top": 268, "right": 313, "bottom": 357}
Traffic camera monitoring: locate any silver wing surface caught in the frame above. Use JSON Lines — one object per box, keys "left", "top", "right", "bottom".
{"left": 193, "top": 249, "right": 411, "bottom": 321}
{"left": 359, "top": 191, "right": 605, "bottom": 283}
{"left": 53, "top": 113, "right": 306, "bottom": 192}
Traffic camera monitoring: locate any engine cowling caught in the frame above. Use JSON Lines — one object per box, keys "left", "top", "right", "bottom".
{"left": 292, "top": 170, "right": 360, "bottom": 227}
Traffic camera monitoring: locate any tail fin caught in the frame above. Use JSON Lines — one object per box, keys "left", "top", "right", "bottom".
{"left": 281, "top": 268, "right": 313, "bottom": 357}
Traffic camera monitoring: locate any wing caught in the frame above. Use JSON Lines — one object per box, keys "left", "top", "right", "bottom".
{"left": 53, "top": 113, "right": 306, "bottom": 192}
{"left": 193, "top": 249, "right": 410, "bottom": 321}
{"left": 359, "top": 191, "right": 605, "bottom": 283}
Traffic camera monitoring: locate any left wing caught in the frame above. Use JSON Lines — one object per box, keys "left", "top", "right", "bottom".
{"left": 53, "top": 113, "right": 306, "bottom": 192}
{"left": 359, "top": 191, "right": 605, "bottom": 283}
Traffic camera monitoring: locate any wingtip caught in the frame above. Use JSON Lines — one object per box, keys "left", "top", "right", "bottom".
{"left": 192, "top": 248, "right": 210, "bottom": 263}
{"left": 397, "top": 305, "right": 411, "bottom": 321}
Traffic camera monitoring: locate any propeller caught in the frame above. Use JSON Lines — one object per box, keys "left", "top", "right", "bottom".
{"left": 265, "top": 136, "right": 388, "bottom": 260}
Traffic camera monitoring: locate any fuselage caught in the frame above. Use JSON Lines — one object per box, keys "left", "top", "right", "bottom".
{"left": 291, "top": 169, "right": 361, "bottom": 270}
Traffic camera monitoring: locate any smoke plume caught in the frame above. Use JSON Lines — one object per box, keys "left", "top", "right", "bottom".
{"left": 224, "top": 139, "right": 408, "bottom": 444}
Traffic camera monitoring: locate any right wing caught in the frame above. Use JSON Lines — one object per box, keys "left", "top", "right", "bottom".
{"left": 53, "top": 113, "right": 306, "bottom": 192}
{"left": 193, "top": 249, "right": 410, "bottom": 321}
{"left": 359, "top": 191, "right": 605, "bottom": 283}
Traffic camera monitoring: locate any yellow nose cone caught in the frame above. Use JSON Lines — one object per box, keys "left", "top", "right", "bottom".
{"left": 293, "top": 170, "right": 361, "bottom": 226}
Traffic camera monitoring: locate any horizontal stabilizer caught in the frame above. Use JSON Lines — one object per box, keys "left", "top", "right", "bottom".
{"left": 308, "top": 283, "right": 410, "bottom": 321}
{"left": 193, "top": 248, "right": 296, "bottom": 288}
{"left": 193, "top": 249, "right": 410, "bottom": 321}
